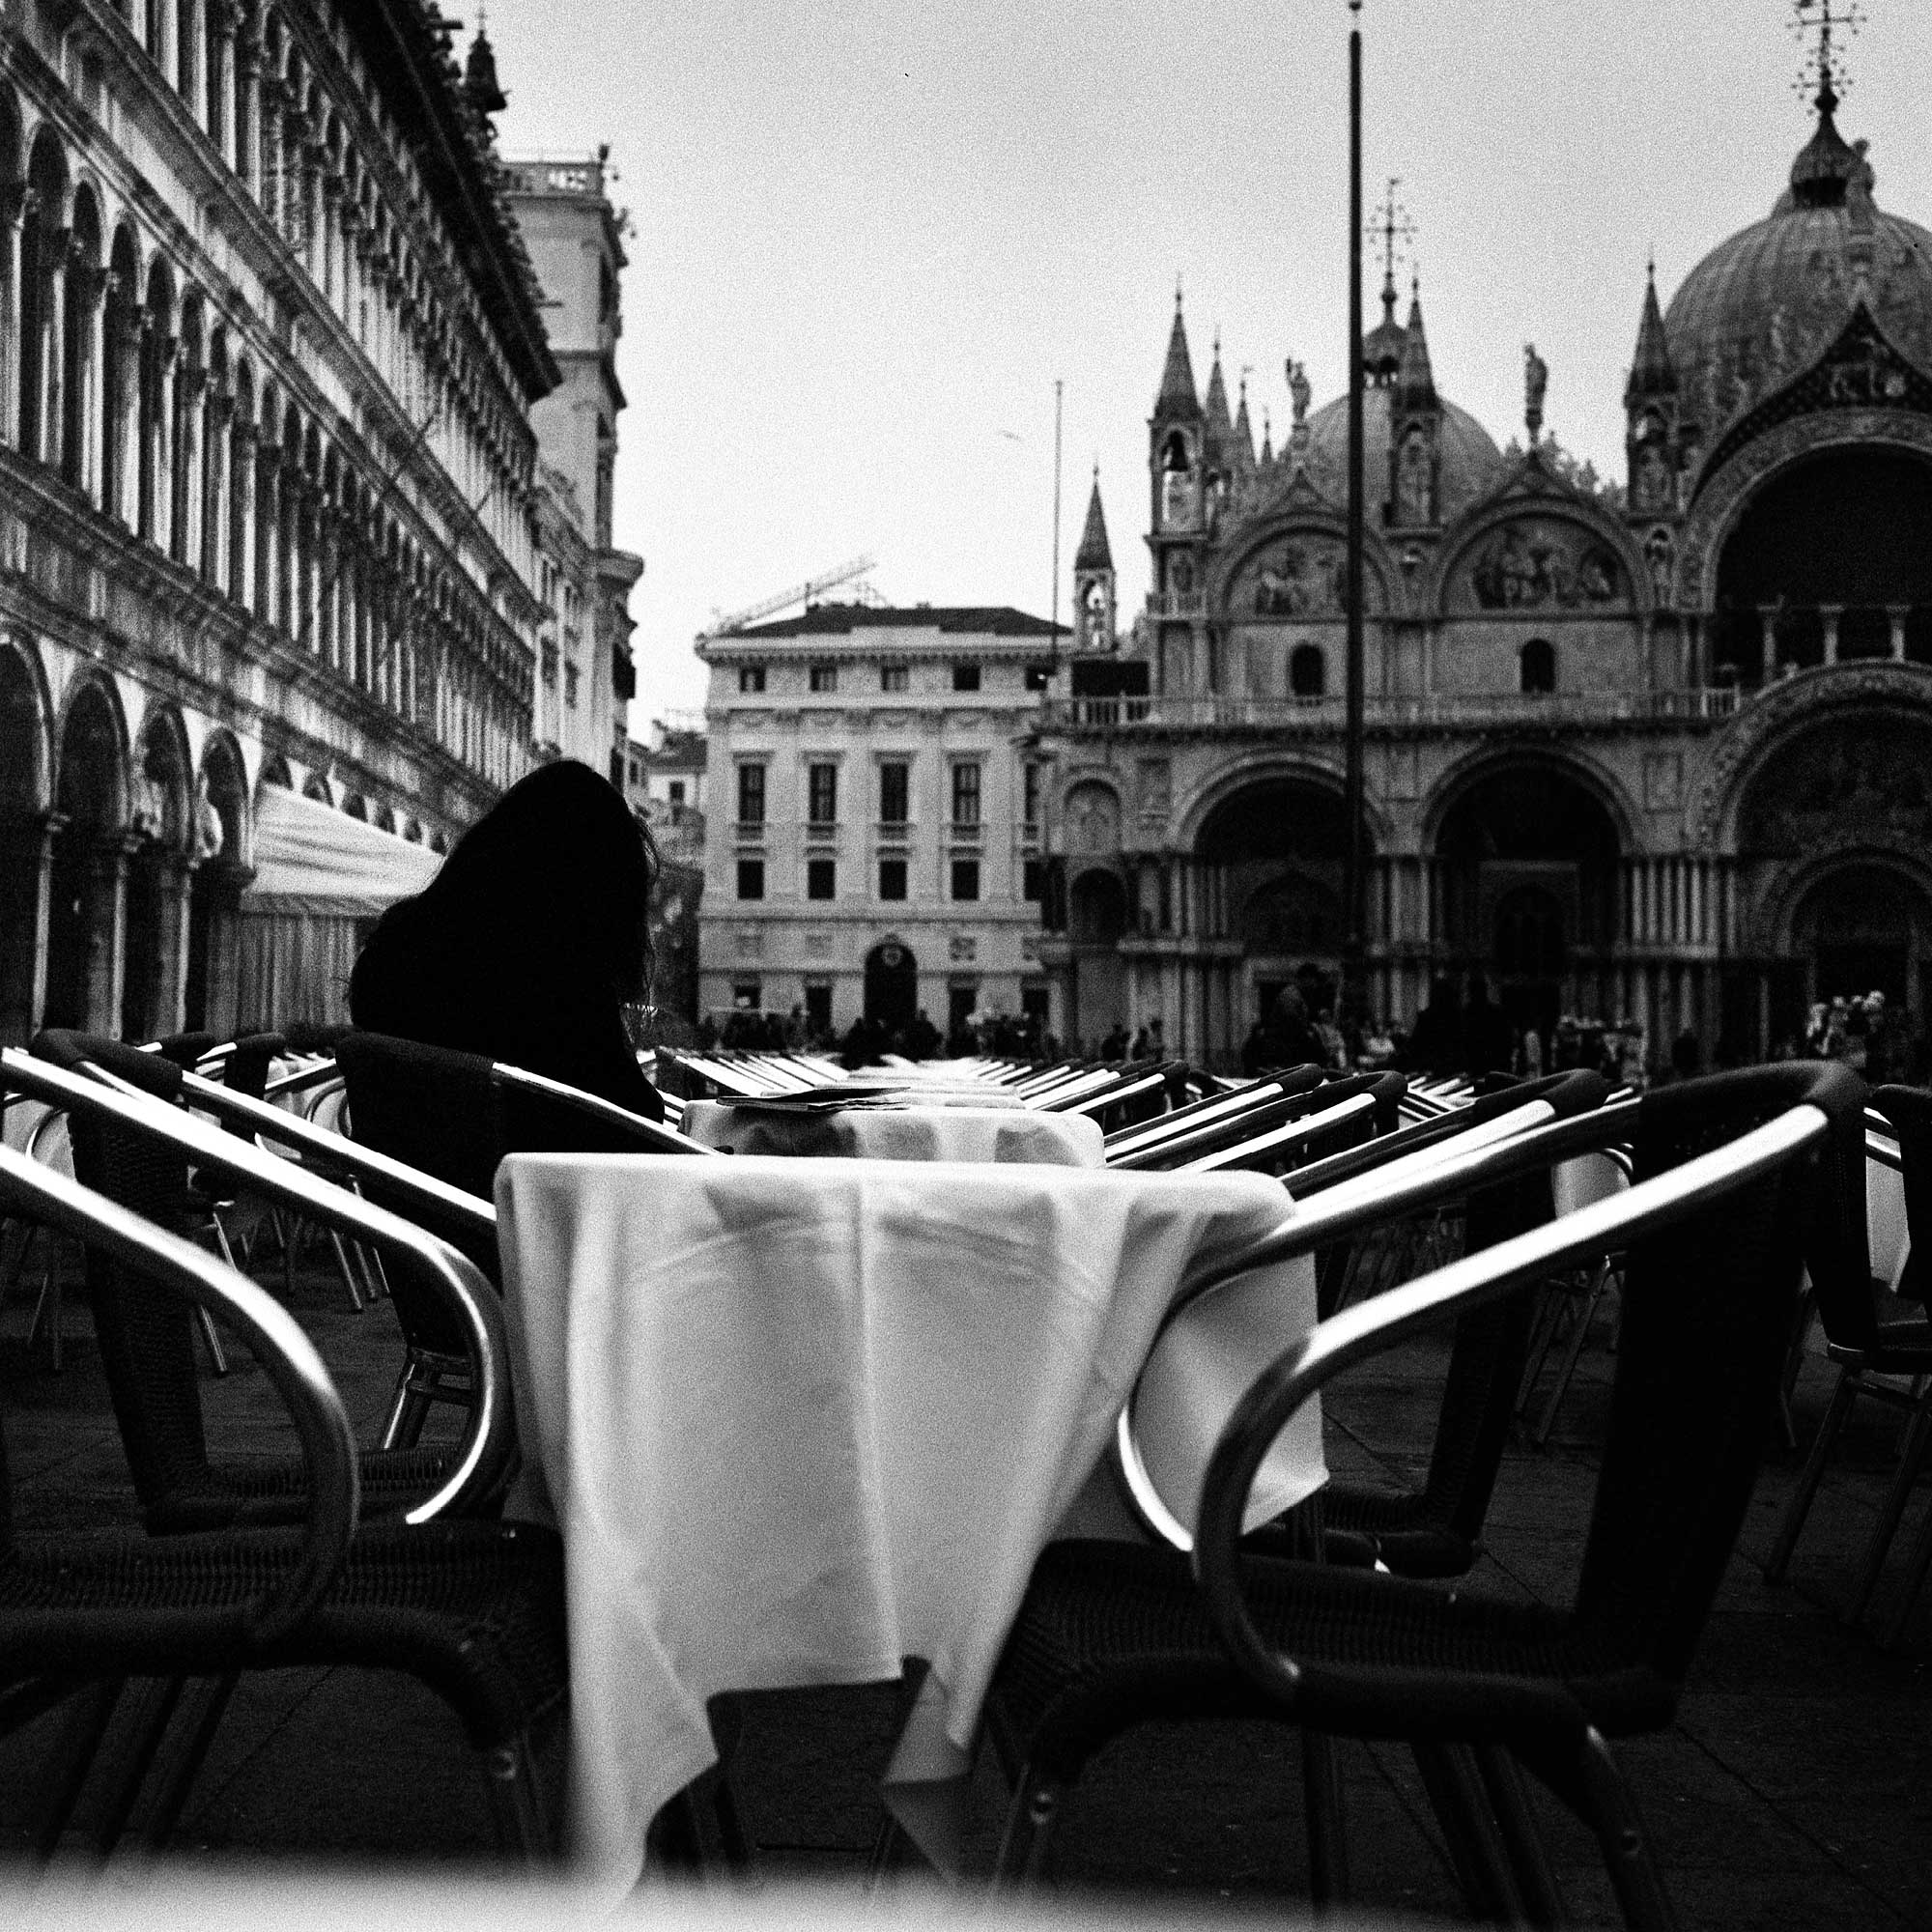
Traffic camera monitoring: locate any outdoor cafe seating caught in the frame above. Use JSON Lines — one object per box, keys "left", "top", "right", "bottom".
{"left": 0, "top": 1025, "right": 1897, "bottom": 1928}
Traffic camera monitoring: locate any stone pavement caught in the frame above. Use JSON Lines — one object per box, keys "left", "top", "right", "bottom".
{"left": 0, "top": 1218, "right": 1928, "bottom": 1927}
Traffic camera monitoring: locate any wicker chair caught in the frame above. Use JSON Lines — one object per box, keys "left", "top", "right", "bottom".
{"left": 987, "top": 1062, "right": 1861, "bottom": 1928}
{"left": 0, "top": 1133, "right": 566, "bottom": 1860}
{"left": 7, "top": 1036, "right": 516, "bottom": 1532}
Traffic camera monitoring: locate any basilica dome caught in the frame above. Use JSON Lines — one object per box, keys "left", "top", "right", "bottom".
{"left": 1303, "top": 383, "right": 1508, "bottom": 525}
{"left": 1663, "top": 106, "right": 1932, "bottom": 438}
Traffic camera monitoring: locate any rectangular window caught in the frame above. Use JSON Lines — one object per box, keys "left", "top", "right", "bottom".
{"left": 808, "top": 762, "right": 838, "bottom": 825}
{"left": 739, "top": 665, "right": 766, "bottom": 694}
{"left": 951, "top": 762, "right": 981, "bottom": 826}
{"left": 736, "top": 858, "right": 765, "bottom": 900}
{"left": 1024, "top": 664, "right": 1051, "bottom": 692}
{"left": 564, "top": 664, "right": 580, "bottom": 707}
{"left": 880, "top": 664, "right": 909, "bottom": 693}
{"left": 878, "top": 857, "right": 908, "bottom": 901}
{"left": 952, "top": 663, "right": 981, "bottom": 693}
{"left": 668, "top": 780, "right": 686, "bottom": 805}
{"left": 731, "top": 978, "right": 761, "bottom": 1010}
{"left": 951, "top": 858, "right": 980, "bottom": 902}
{"left": 1022, "top": 858, "right": 1045, "bottom": 902}
{"left": 809, "top": 663, "right": 838, "bottom": 693}
{"left": 807, "top": 858, "right": 836, "bottom": 900}
{"left": 879, "top": 760, "right": 910, "bottom": 825}
{"left": 1022, "top": 763, "right": 1041, "bottom": 826}
{"left": 737, "top": 764, "right": 766, "bottom": 824}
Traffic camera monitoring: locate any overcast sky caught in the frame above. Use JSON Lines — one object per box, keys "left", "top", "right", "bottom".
{"left": 458, "top": 0, "right": 1932, "bottom": 729}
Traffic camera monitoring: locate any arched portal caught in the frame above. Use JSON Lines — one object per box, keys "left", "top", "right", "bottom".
{"left": 1731, "top": 708, "right": 1932, "bottom": 1051}
{"left": 863, "top": 937, "right": 918, "bottom": 1037}
{"left": 1435, "top": 762, "right": 1621, "bottom": 1047}
{"left": 44, "top": 681, "right": 125, "bottom": 1033}
{"left": 1196, "top": 777, "right": 1354, "bottom": 1025}
{"left": 0, "top": 645, "right": 48, "bottom": 1042}
{"left": 1712, "top": 448, "right": 1932, "bottom": 684}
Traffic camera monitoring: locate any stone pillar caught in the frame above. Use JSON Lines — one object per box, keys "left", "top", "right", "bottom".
{"left": 1756, "top": 605, "right": 1774, "bottom": 682}
{"left": 236, "top": 20, "right": 262, "bottom": 188}
{"left": 0, "top": 812, "right": 54, "bottom": 1045}
{"left": 254, "top": 434, "right": 278, "bottom": 624}
{"left": 73, "top": 257, "right": 106, "bottom": 505}
{"left": 230, "top": 415, "right": 256, "bottom": 609}
{"left": 151, "top": 853, "right": 195, "bottom": 1039}
{"left": 1889, "top": 607, "right": 1909, "bottom": 662}
{"left": 177, "top": 359, "right": 205, "bottom": 569}
{"left": 0, "top": 184, "right": 24, "bottom": 452}
{"left": 104, "top": 281, "right": 138, "bottom": 526}
{"left": 203, "top": 385, "right": 231, "bottom": 587}
{"left": 84, "top": 838, "right": 129, "bottom": 1038}
{"left": 1821, "top": 605, "right": 1841, "bottom": 666}
{"left": 154, "top": 332, "right": 179, "bottom": 559}
{"left": 209, "top": 1, "right": 237, "bottom": 160}
{"left": 41, "top": 223, "right": 67, "bottom": 475}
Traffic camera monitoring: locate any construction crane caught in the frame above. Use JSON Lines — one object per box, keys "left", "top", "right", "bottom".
{"left": 699, "top": 554, "right": 881, "bottom": 639}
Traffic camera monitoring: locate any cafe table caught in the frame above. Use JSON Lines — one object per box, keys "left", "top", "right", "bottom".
{"left": 495, "top": 1152, "right": 1323, "bottom": 1890}
{"left": 679, "top": 1096, "right": 1101, "bottom": 1165}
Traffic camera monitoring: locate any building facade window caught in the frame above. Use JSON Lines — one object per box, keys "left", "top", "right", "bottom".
{"left": 1290, "top": 643, "right": 1325, "bottom": 697}
{"left": 879, "top": 760, "right": 910, "bottom": 825}
{"left": 739, "top": 664, "right": 767, "bottom": 694}
{"left": 880, "top": 664, "right": 909, "bottom": 693}
{"left": 668, "top": 780, "right": 686, "bottom": 805}
{"left": 810, "top": 662, "right": 838, "bottom": 693}
{"left": 804, "top": 981, "right": 833, "bottom": 1034}
{"left": 808, "top": 761, "right": 838, "bottom": 825}
{"left": 737, "top": 763, "right": 766, "bottom": 824}
{"left": 736, "top": 858, "right": 765, "bottom": 900}
{"left": 952, "top": 663, "right": 981, "bottom": 693}
{"left": 878, "top": 857, "right": 908, "bottom": 900}
{"left": 807, "top": 858, "right": 837, "bottom": 900}
{"left": 1022, "top": 762, "right": 1041, "bottom": 828}
{"left": 1022, "top": 858, "right": 1045, "bottom": 902}
{"left": 1520, "top": 638, "right": 1556, "bottom": 695}
{"left": 951, "top": 857, "right": 980, "bottom": 901}
{"left": 732, "top": 979, "right": 762, "bottom": 1010}
{"left": 951, "top": 761, "right": 981, "bottom": 827}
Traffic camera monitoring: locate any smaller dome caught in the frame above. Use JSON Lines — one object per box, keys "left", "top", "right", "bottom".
{"left": 1302, "top": 385, "right": 1508, "bottom": 525}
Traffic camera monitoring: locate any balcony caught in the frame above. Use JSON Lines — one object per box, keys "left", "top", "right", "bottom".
{"left": 948, "top": 818, "right": 984, "bottom": 846}
{"left": 1146, "top": 591, "right": 1208, "bottom": 620}
{"left": 732, "top": 818, "right": 768, "bottom": 844}
{"left": 804, "top": 819, "right": 840, "bottom": 847}
{"left": 873, "top": 819, "right": 914, "bottom": 844}
{"left": 1037, "top": 687, "right": 1747, "bottom": 734}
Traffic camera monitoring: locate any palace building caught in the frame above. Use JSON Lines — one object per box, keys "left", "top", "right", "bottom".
{"left": 1031, "top": 69, "right": 1932, "bottom": 1071}
{"left": 0, "top": 1, "right": 557, "bottom": 1045}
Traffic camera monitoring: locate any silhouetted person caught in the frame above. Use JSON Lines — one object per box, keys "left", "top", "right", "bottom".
{"left": 1667, "top": 1028, "right": 1702, "bottom": 1085}
{"left": 1463, "top": 973, "right": 1514, "bottom": 1079}
{"left": 1261, "top": 985, "right": 1325, "bottom": 1071}
{"left": 350, "top": 758, "right": 665, "bottom": 1119}
{"left": 903, "top": 1009, "right": 943, "bottom": 1061}
{"left": 1406, "top": 977, "right": 1464, "bottom": 1077}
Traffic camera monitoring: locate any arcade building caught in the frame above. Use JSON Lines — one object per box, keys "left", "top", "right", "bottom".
{"left": 1030, "top": 72, "right": 1932, "bottom": 1072}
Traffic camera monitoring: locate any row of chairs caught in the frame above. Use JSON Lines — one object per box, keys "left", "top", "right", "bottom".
{"left": 0, "top": 1030, "right": 1880, "bottom": 1924}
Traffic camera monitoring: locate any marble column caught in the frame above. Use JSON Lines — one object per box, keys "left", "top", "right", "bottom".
{"left": 40, "top": 223, "right": 67, "bottom": 474}
{"left": 72, "top": 257, "right": 106, "bottom": 504}
{"left": 203, "top": 385, "right": 230, "bottom": 587}
{"left": 0, "top": 812, "right": 54, "bottom": 1045}
{"left": 0, "top": 185, "right": 24, "bottom": 452}
{"left": 229, "top": 415, "right": 256, "bottom": 609}
{"left": 176, "top": 359, "right": 205, "bottom": 568}
{"left": 83, "top": 837, "right": 129, "bottom": 1038}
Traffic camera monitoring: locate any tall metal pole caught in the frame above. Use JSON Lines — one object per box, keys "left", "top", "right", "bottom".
{"left": 1049, "top": 378, "right": 1064, "bottom": 668}
{"left": 1343, "top": 3, "right": 1367, "bottom": 1025}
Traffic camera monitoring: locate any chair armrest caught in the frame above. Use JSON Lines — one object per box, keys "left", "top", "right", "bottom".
{"left": 489, "top": 1061, "right": 723, "bottom": 1156}
{"left": 172, "top": 1067, "right": 497, "bottom": 1241}
{"left": 1191, "top": 1100, "right": 1832, "bottom": 1705}
{"left": 1, "top": 1049, "right": 512, "bottom": 1524}
{"left": 0, "top": 1139, "right": 357, "bottom": 1646}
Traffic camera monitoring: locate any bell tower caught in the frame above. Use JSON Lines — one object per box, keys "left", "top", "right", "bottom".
{"left": 1388, "top": 280, "right": 1442, "bottom": 528}
{"left": 1073, "top": 469, "right": 1116, "bottom": 652}
{"left": 1624, "top": 262, "right": 1682, "bottom": 519}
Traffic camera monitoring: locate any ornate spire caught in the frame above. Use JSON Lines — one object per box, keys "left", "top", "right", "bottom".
{"left": 1363, "top": 177, "right": 1414, "bottom": 384}
{"left": 1394, "top": 277, "right": 1437, "bottom": 410}
{"left": 1154, "top": 289, "right": 1201, "bottom": 419}
{"left": 1786, "top": 1, "right": 1863, "bottom": 209}
{"left": 1625, "top": 259, "right": 1678, "bottom": 405}
{"left": 1234, "top": 370, "right": 1256, "bottom": 469}
{"left": 1260, "top": 410, "right": 1274, "bottom": 466}
{"left": 465, "top": 19, "right": 508, "bottom": 118}
{"left": 1073, "top": 469, "right": 1113, "bottom": 573}
{"left": 1204, "top": 333, "right": 1234, "bottom": 435}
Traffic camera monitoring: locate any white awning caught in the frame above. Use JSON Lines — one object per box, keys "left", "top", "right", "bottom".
{"left": 243, "top": 781, "right": 443, "bottom": 916}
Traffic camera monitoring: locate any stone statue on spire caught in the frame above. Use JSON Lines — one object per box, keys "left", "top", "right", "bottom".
{"left": 1285, "top": 358, "right": 1312, "bottom": 427}
{"left": 1522, "top": 342, "right": 1548, "bottom": 444}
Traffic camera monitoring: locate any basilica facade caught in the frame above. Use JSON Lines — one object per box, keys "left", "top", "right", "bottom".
{"left": 0, "top": 1, "right": 556, "bottom": 1046}
{"left": 1032, "top": 79, "right": 1932, "bottom": 1073}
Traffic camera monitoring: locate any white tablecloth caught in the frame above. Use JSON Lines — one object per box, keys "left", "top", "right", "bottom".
{"left": 495, "top": 1153, "right": 1321, "bottom": 1890}
{"left": 680, "top": 1100, "right": 1097, "bottom": 1164}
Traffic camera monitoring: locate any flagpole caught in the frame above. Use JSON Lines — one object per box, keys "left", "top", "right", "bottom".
{"left": 1343, "top": 1, "right": 1368, "bottom": 1030}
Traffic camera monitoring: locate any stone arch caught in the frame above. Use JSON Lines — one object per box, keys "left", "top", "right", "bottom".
{"left": 0, "top": 636, "right": 52, "bottom": 1042}
{"left": 1680, "top": 411, "right": 1932, "bottom": 611}
{"left": 373, "top": 802, "right": 397, "bottom": 836}
{"left": 1692, "top": 662, "right": 1932, "bottom": 851}
{"left": 1177, "top": 752, "right": 1393, "bottom": 855}
{"left": 1432, "top": 487, "right": 1644, "bottom": 618}
{"left": 341, "top": 790, "right": 368, "bottom": 821}
{"left": 259, "top": 750, "right": 294, "bottom": 789}
{"left": 1421, "top": 742, "right": 1639, "bottom": 856}
{"left": 301, "top": 770, "right": 333, "bottom": 808}
{"left": 102, "top": 222, "right": 142, "bottom": 524}
{"left": 19, "top": 127, "right": 69, "bottom": 466}
{"left": 1060, "top": 778, "right": 1122, "bottom": 858}
{"left": 63, "top": 183, "right": 104, "bottom": 495}
{"left": 44, "top": 673, "right": 128, "bottom": 1032}
{"left": 0, "top": 77, "right": 24, "bottom": 192}
{"left": 1212, "top": 514, "right": 1397, "bottom": 620}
